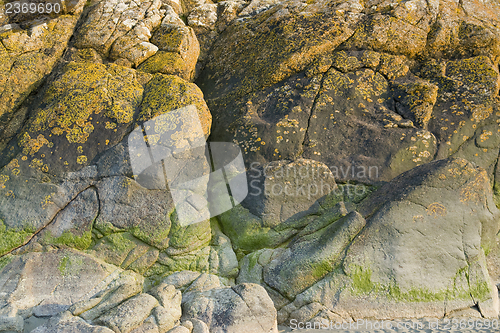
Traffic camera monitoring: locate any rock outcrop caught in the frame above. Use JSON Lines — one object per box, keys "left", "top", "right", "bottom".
{"left": 0, "top": 0, "right": 499, "bottom": 331}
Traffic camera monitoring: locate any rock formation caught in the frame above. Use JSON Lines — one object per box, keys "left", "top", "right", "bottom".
{"left": 0, "top": 0, "right": 499, "bottom": 332}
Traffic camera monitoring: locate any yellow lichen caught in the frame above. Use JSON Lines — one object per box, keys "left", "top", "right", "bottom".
{"left": 426, "top": 203, "right": 447, "bottom": 217}
{"left": 76, "top": 155, "right": 87, "bottom": 164}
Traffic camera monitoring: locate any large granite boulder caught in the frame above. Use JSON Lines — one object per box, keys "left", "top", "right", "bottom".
{"left": 0, "top": 59, "right": 213, "bottom": 270}
{"left": 276, "top": 158, "right": 500, "bottom": 324}
{"left": 198, "top": 0, "right": 500, "bottom": 186}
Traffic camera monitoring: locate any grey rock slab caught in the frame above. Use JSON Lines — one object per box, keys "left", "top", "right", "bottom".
{"left": 0, "top": 250, "right": 115, "bottom": 315}
{"left": 243, "top": 159, "right": 338, "bottom": 227}
{"left": 182, "top": 283, "right": 278, "bottom": 333}
{"left": 342, "top": 158, "right": 500, "bottom": 316}
{"left": 0, "top": 304, "right": 23, "bottom": 332}
{"left": 31, "top": 312, "right": 114, "bottom": 333}
{"left": 37, "top": 187, "right": 99, "bottom": 246}
{"left": 95, "top": 293, "right": 159, "bottom": 333}
{"left": 94, "top": 176, "right": 174, "bottom": 250}
{"left": 263, "top": 211, "right": 366, "bottom": 299}
{"left": 78, "top": 271, "right": 144, "bottom": 322}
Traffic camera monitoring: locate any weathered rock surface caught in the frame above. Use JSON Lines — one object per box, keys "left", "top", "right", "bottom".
{"left": 94, "top": 293, "right": 159, "bottom": 333}
{"left": 342, "top": 158, "right": 500, "bottom": 316}
{"left": 182, "top": 283, "right": 279, "bottom": 333}
{"left": 0, "top": 0, "right": 86, "bottom": 151}
{"left": 0, "top": 56, "right": 213, "bottom": 268}
{"left": 276, "top": 158, "right": 500, "bottom": 324}
{"left": 0, "top": 249, "right": 117, "bottom": 318}
{"left": 0, "top": 0, "right": 500, "bottom": 330}
{"left": 199, "top": 0, "right": 500, "bottom": 186}
{"left": 32, "top": 312, "right": 114, "bottom": 333}
{"left": 264, "top": 211, "right": 366, "bottom": 299}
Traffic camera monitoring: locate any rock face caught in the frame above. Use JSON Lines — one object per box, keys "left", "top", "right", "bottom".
{"left": 0, "top": 0, "right": 87, "bottom": 151}
{"left": 199, "top": 0, "right": 500, "bottom": 185}
{"left": 0, "top": 0, "right": 500, "bottom": 331}
{"left": 273, "top": 158, "right": 500, "bottom": 324}
{"left": 0, "top": 249, "right": 117, "bottom": 331}
{"left": 342, "top": 158, "right": 500, "bottom": 318}
{"left": 182, "top": 283, "right": 279, "bottom": 333}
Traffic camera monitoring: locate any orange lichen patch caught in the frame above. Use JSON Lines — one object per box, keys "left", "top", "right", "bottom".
{"left": 5, "top": 159, "right": 19, "bottom": 169}
{"left": 51, "top": 127, "right": 64, "bottom": 135}
{"left": 105, "top": 122, "right": 117, "bottom": 129}
{"left": 342, "top": 14, "right": 427, "bottom": 58}
{"left": 29, "top": 62, "right": 141, "bottom": 140}
{"left": 106, "top": 104, "right": 134, "bottom": 124}
{"left": 0, "top": 14, "right": 80, "bottom": 124}
{"left": 152, "top": 113, "right": 178, "bottom": 134}
{"left": 378, "top": 53, "right": 409, "bottom": 80}
{"left": 13, "top": 61, "right": 149, "bottom": 174}
{"left": 322, "top": 68, "right": 354, "bottom": 96}
{"left": 471, "top": 104, "right": 494, "bottom": 122}
{"left": 66, "top": 125, "right": 90, "bottom": 144}
{"left": 121, "top": 178, "right": 132, "bottom": 188}
{"left": 276, "top": 115, "right": 300, "bottom": 127}
{"left": 201, "top": 5, "right": 358, "bottom": 102}
{"left": 446, "top": 56, "right": 499, "bottom": 95}
{"left": 41, "top": 194, "right": 53, "bottom": 209}
{"left": 354, "top": 69, "right": 388, "bottom": 100}
{"left": 413, "top": 215, "right": 425, "bottom": 223}
{"left": 331, "top": 51, "right": 362, "bottom": 73}
{"left": 460, "top": 170, "right": 489, "bottom": 204}
{"left": 19, "top": 133, "right": 49, "bottom": 156}
{"left": 76, "top": 156, "right": 88, "bottom": 164}
{"left": 479, "top": 130, "right": 493, "bottom": 142}
{"left": 0, "top": 175, "right": 9, "bottom": 189}
{"left": 392, "top": 79, "right": 438, "bottom": 128}
{"left": 426, "top": 203, "right": 447, "bottom": 218}
{"left": 28, "top": 158, "right": 49, "bottom": 173}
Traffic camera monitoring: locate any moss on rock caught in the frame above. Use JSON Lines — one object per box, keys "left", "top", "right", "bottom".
{"left": 347, "top": 264, "right": 491, "bottom": 303}
{"left": 42, "top": 230, "right": 93, "bottom": 251}
{"left": 0, "top": 254, "right": 12, "bottom": 271}
{"left": 0, "top": 220, "right": 36, "bottom": 256}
